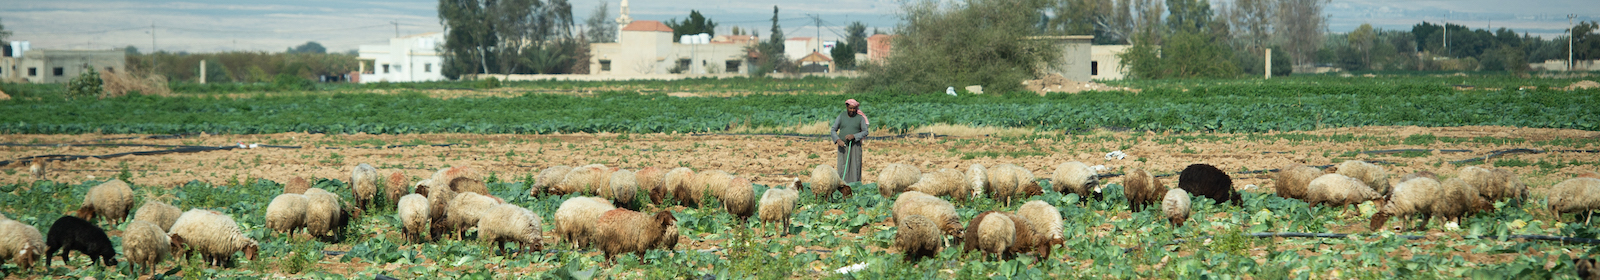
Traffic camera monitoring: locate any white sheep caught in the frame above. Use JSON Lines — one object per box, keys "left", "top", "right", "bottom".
{"left": 264, "top": 193, "right": 309, "bottom": 234}
{"left": 397, "top": 193, "right": 431, "bottom": 243}
{"left": 1549, "top": 177, "right": 1600, "bottom": 224}
{"left": 967, "top": 164, "right": 987, "bottom": 199}
{"left": 1014, "top": 200, "right": 1063, "bottom": 258}
{"left": 557, "top": 164, "right": 614, "bottom": 196}
{"left": 1305, "top": 173, "right": 1380, "bottom": 207}
{"left": 124, "top": 220, "right": 180, "bottom": 275}
{"left": 444, "top": 191, "right": 503, "bottom": 239}
{"left": 905, "top": 168, "right": 971, "bottom": 202}
{"left": 133, "top": 200, "right": 182, "bottom": 232}
{"left": 351, "top": 163, "right": 379, "bottom": 209}
{"left": 303, "top": 189, "right": 346, "bottom": 238}
{"left": 809, "top": 164, "right": 850, "bottom": 200}
{"left": 892, "top": 191, "right": 963, "bottom": 239}
{"left": 1331, "top": 160, "right": 1390, "bottom": 195}
{"left": 758, "top": 182, "right": 800, "bottom": 236}
{"left": 78, "top": 179, "right": 135, "bottom": 224}
{"left": 877, "top": 163, "right": 922, "bottom": 198}
{"left": 1161, "top": 189, "right": 1192, "bottom": 226}
{"left": 477, "top": 204, "right": 544, "bottom": 256}
{"left": 532, "top": 165, "right": 573, "bottom": 196}
{"left": 663, "top": 167, "right": 696, "bottom": 204}
{"left": 0, "top": 219, "right": 45, "bottom": 271}
{"left": 608, "top": 169, "right": 640, "bottom": 208}
{"left": 1051, "top": 161, "right": 1101, "bottom": 200}
{"left": 169, "top": 209, "right": 259, "bottom": 267}
{"left": 554, "top": 196, "right": 616, "bottom": 249}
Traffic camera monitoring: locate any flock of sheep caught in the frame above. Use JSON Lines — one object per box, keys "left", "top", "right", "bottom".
{"left": 4, "top": 155, "right": 1600, "bottom": 276}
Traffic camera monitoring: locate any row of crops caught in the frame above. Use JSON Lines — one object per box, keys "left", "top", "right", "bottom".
{"left": 1, "top": 81, "right": 1596, "bottom": 135}
{"left": 2, "top": 174, "right": 1594, "bottom": 279}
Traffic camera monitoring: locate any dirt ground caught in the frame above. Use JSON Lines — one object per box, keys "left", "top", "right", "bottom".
{"left": 4, "top": 125, "right": 1597, "bottom": 196}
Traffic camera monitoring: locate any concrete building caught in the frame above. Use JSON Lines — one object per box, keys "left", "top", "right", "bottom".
{"left": 784, "top": 37, "right": 833, "bottom": 61}
{"left": 588, "top": 20, "right": 755, "bottom": 75}
{"left": 3, "top": 48, "right": 126, "bottom": 84}
{"left": 1090, "top": 45, "right": 1131, "bottom": 80}
{"left": 865, "top": 34, "right": 895, "bottom": 65}
{"left": 1027, "top": 35, "right": 1094, "bottom": 82}
{"left": 356, "top": 32, "right": 445, "bottom": 83}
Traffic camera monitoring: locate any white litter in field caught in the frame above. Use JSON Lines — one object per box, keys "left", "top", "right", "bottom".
{"left": 836, "top": 262, "right": 870, "bottom": 274}
{"left": 945, "top": 86, "right": 957, "bottom": 96}
{"left": 1105, "top": 151, "right": 1127, "bottom": 161}
{"left": 1090, "top": 165, "right": 1108, "bottom": 172}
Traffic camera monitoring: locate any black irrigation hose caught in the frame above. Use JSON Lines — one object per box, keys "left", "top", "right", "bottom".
{"left": 1244, "top": 232, "right": 1600, "bottom": 245}
{"left": 688, "top": 132, "right": 947, "bottom": 140}
{"left": 0, "top": 143, "right": 465, "bottom": 166}
{"left": 1450, "top": 148, "right": 1600, "bottom": 165}
{"left": 1362, "top": 149, "right": 1474, "bottom": 155}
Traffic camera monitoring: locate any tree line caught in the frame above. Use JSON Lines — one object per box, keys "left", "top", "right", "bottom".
{"left": 1324, "top": 21, "right": 1600, "bottom": 72}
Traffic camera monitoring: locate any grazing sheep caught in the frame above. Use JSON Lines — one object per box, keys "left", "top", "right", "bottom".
{"left": 758, "top": 182, "right": 800, "bottom": 236}
{"left": 556, "top": 164, "right": 613, "bottom": 196}
{"left": 444, "top": 191, "right": 503, "bottom": 238}
{"left": 423, "top": 180, "right": 457, "bottom": 238}
{"left": 124, "top": 221, "right": 181, "bottom": 276}
{"left": 663, "top": 167, "right": 696, "bottom": 204}
{"left": 906, "top": 169, "right": 972, "bottom": 202}
{"left": 1436, "top": 177, "right": 1492, "bottom": 220}
{"left": 351, "top": 163, "right": 379, "bottom": 209}
{"left": 304, "top": 189, "right": 347, "bottom": 239}
{"left": 594, "top": 209, "right": 677, "bottom": 264}
{"left": 1052, "top": 161, "right": 1102, "bottom": 200}
{"left": 133, "top": 200, "right": 182, "bottom": 232}
{"left": 1015, "top": 201, "right": 1063, "bottom": 258}
{"left": 477, "top": 204, "right": 544, "bottom": 256}
{"left": 449, "top": 177, "right": 490, "bottom": 196}
{"left": 722, "top": 177, "right": 756, "bottom": 222}
{"left": 554, "top": 197, "right": 616, "bottom": 249}
{"left": 284, "top": 177, "right": 311, "bottom": 194}
{"left": 895, "top": 214, "right": 943, "bottom": 262}
{"left": 1305, "top": 174, "right": 1380, "bottom": 207}
{"left": 635, "top": 167, "right": 668, "bottom": 205}
{"left": 608, "top": 169, "right": 640, "bottom": 209}
{"left": 808, "top": 164, "right": 852, "bottom": 200}
{"left": 1369, "top": 177, "right": 1441, "bottom": 231}
{"left": 999, "top": 212, "right": 1037, "bottom": 258}
{"left": 892, "top": 191, "right": 963, "bottom": 238}
{"left": 656, "top": 222, "right": 680, "bottom": 251}
{"left": 1459, "top": 166, "right": 1529, "bottom": 203}
{"left": 1162, "top": 189, "right": 1193, "bottom": 226}
{"left": 1549, "top": 178, "right": 1600, "bottom": 224}
{"left": 169, "top": 209, "right": 259, "bottom": 267}
{"left": 1580, "top": 258, "right": 1600, "bottom": 280}
{"left": 77, "top": 179, "right": 135, "bottom": 225}
{"left": 972, "top": 212, "right": 1016, "bottom": 261}
{"left": 264, "top": 193, "right": 310, "bottom": 234}
{"left": 1330, "top": 160, "right": 1391, "bottom": 195}
{"left": 1123, "top": 169, "right": 1166, "bottom": 212}
{"left": 987, "top": 164, "right": 1043, "bottom": 206}
{"left": 682, "top": 170, "right": 733, "bottom": 208}
{"left": 397, "top": 194, "right": 431, "bottom": 243}
{"left": 532, "top": 166, "right": 573, "bottom": 196}
{"left": 877, "top": 164, "right": 922, "bottom": 198}
{"left": 1177, "top": 164, "right": 1239, "bottom": 206}
{"left": 431, "top": 166, "right": 483, "bottom": 187}
{"left": 44, "top": 215, "right": 117, "bottom": 267}
{"left": 0, "top": 219, "right": 45, "bottom": 271}
{"left": 962, "top": 212, "right": 1036, "bottom": 259}
{"left": 967, "top": 164, "right": 987, "bottom": 198}
{"left": 385, "top": 172, "right": 409, "bottom": 205}
{"left": 1273, "top": 164, "right": 1322, "bottom": 200}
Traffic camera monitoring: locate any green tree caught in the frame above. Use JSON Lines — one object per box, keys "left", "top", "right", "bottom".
{"left": 0, "top": 17, "right": 10, "bottom": 42}
{"left": 1346, "top": 23, "right": 1375, "bottom": 70}
{"left": 846, "top": 21, "right": 868, "bottom": 54}
{"left": 199, "top": 59, "right": 234, "bottom": 82}
{"left": 665, "top": 10, "right": 717, "bottom": 42}
{"left": 439, "top": 0, "right": 577, "bottom": 78}
{"left": 124, "top": 45, "right": 140, "bottom": 56}
{"left": 288, "top": 41, "right": 326, "bottom": 54}
{"left": 585, "top": 2, "right": 616, "bottom": 43}
{"left": 830, "top": 42, "right": 854, "bottom": 69}
{"left": 1165, "top": 0, "right": 1212, "bottom": 32}
{"left": 753, "top": 6, "right": 790, "bottom": 75}
{"left": 853, "top": 0, "right": 1060, "bottom": 94}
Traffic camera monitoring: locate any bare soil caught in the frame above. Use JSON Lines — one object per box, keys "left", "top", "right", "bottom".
{"left": 5, "top": 126, "right": 1597, "bottom": 196}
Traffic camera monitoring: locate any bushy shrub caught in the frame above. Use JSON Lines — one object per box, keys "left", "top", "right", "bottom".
{"left": 67, "top": 68, "right": 103, "bottom": 98}
{"left": 851, "top": 0, "right": 1059, "bottom": 94}
{"left": 274, "top": 73, "right": 314, "bottom": 91}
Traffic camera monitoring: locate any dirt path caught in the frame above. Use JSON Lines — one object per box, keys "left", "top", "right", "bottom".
{"left": 3, "top": 126, "right": 1597, "bottom": 195}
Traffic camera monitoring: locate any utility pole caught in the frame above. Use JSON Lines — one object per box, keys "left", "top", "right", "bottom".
{"left": 1444, "top": 12, "right": 1450, "bottom": 58}
{"left": 392, "top": 20, "right": 400, "bottom": 38}
{"left": 808, "top": 14, "right": 823, "bottom": 53}
{"left": 1571, "top": 14, "right": 1578, "bottom": 71}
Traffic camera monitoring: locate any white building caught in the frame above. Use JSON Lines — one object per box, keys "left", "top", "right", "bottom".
{"left": 783, "top": 37, "right": 835, "bottom": 61}
{"left": 1090, "top": 45, "right": 1131, "bottom": 80}
{"left": 357, "top": 33, "right": 445, "bottom": 83}
{"left": 588, "top": 20, "right": 756, "bottom": 75}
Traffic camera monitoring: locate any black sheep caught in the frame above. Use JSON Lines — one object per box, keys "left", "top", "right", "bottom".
{"left": 45, "top": 215, "right": 118, "bottom": 267}
{"left": 1178, "top": 164, "right": 1240, "bottom": 206}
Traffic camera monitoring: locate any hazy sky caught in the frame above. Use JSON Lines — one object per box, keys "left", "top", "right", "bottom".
{"left": 2, "top": 0, "right": 1595, "bottom": 53}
